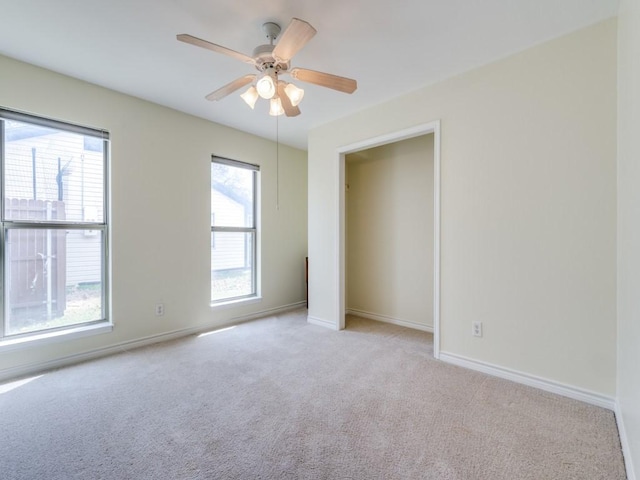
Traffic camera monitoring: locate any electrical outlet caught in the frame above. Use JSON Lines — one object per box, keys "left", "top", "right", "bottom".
{"left": 472, "top": 321, "right": 483, "bottom": 337}
{"left": 155, "top": 303, "right": 165, "bottom": 316}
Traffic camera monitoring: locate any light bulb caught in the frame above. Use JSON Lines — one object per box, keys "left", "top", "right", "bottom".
{"left": 240, "top": 86, "right": 258, "bottom": 109}
{"left": 269, "top": 97, "right": 284, "bottom": 116}
{"left": 256, "top": 74, "right": 276, "bottom": 99}
{"left": 284, "top": 83, "right": 304, "bottom": 107}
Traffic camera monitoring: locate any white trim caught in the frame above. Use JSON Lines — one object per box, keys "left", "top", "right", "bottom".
{"left": 229, "top": 301, "right": 306, "bottom": 323}
{"left": 0, "top": 322, "right": 112, "bottom": 352}
{"left": 307, "top": 315, "right": 339, "bottom": 330}
{"left": 0, "top": 301, "right": 306, "bottom": 384}
{"left": 615, "top": 402, "right": 637, "bottom": 480}
{"left": 337, "top": 123, "right": 439, "bottom": 153}
{"left": 338, "top": 149, "right": 346, "bottom": 330}
{"left": 432, "top": 121, "right": 441, "bottom": 359}
{"left": 346, "top": 308, "right": 433, "bottom": 333}
{"left": 210, "top": 296, "right": 262, "bottom": 310}
{"left": 335, "top": 120, "right": 441, "bottom": 359}
{"left": 439, "top": 351, "right": 616, "bottom": 410}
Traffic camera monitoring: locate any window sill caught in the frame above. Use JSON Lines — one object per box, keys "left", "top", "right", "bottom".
{"left": 210, "top": 296, "right": 262, "bottom": 310}
{"left": 0, "top": 322, "right": 112, "bottom": 352}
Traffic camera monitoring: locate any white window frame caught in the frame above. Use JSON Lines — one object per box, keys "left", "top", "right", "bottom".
{"left": 211, "top": 156, "right": 259, "bottom": 305}
{"left": 0, "top": 108, "right": 110, "bottom": 346}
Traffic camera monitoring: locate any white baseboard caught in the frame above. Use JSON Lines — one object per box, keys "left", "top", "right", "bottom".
{"left": 439, "top": 351, "right": 616, "bottom": 411}
{"left": 0, "top": 301, "right": 307, "bottom": 384}
{"left": 230, "top": 301, "right": 307, "bottom": 323}
{"left": 615, "top": 401, "right": 637, "bottom": 480}
{"left": 346, "top": 308, "right": 433, "bottom": 333}
{"left": 307, "top": 315, "right": 339, "bottom": 330}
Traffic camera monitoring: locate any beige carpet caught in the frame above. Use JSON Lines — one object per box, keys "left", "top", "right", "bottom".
{"left": 0, "top": 309, "right": 626, "bottom": 479}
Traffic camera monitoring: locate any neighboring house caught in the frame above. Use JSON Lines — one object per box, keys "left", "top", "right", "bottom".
{"left": 211, "top": 181, "right": 253, "bottom": 272}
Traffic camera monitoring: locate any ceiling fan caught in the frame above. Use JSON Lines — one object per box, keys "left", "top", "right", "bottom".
{"left": 177, "top": 18, "right": 357, "bottom": 117}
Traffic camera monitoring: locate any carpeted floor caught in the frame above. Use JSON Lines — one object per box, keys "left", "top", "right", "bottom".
{"left": 0, "top": 309, "right": 626, "bottom": 479}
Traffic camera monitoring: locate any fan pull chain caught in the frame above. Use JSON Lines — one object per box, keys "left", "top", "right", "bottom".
{"left": 276, "top": 112, "right": 280, "bottom": 211}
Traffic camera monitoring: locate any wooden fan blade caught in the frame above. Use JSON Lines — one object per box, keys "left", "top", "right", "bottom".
{"left": 205, "top": 74, "right": 256, "bottom": 101}
{"left": 177, "top": 34, "right": 255, "bottom": 65}
{"left": 289, "top": 68, "right": 357, "bottom": 93}
{"left": 277, "top": 82, "right": 301, "bottom": 117}
{"left": 272, "top": 18, "right": 317, "bottom": 63}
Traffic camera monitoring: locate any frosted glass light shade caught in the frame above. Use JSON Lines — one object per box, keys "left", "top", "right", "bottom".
{"left": 256, "top": 75, "right": 276, "bottom": 99}
{"left": 284, "top": 83, "right": 304, "bottom": 107}
{"left": 269, "top": 97, "right": 284, "bottom": 116}
{"left": 240, "top": 86, "right": 259, "bottom": 109}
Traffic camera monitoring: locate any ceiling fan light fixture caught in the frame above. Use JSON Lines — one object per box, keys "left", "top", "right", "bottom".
{"left": 256, "top": 72, "right": 276, "bottom": 99}
{"left": 240, "top": 86, "right": 259, "bottom": 109}
{"left": 269, "top": 97, "right": 284, "bottom": 116}
{"left": 284, "top": 82, "right": 304, "bottom": 107}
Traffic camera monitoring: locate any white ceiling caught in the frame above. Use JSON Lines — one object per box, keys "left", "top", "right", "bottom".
{"left": 0, "top": 0, "right": 619, "bottom": 150}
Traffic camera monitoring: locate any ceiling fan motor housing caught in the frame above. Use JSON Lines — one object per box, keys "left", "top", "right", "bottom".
{"left": 252, "top": 44, "right": 288, "bottom": 73}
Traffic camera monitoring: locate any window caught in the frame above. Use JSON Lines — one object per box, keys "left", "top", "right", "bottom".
{"left": 211, "top": 156, "right": 259, "bottom": 303}
{"left": 0, "top": 108, "right": 109, "bottom": 342}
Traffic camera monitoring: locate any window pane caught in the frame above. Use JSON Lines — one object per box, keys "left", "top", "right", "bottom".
{"left": 211, "top": 163, "right": 254, "bottom": 228}
{"left": 3, "top": 120, "right": 104, "bottom": 223}
{"left": 211, "top": 231, "right": 254, "bottom": 301}
{"left": 4, "top": 228, "right": 104, "bottom": 336}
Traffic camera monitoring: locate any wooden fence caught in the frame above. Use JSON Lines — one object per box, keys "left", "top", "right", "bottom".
{"left": 5, "top": 199, "right": 66, "bottom": 316}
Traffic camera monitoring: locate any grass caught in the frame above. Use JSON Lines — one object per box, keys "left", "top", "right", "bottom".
{"left": 211, "top": 268, "right": 252, "bottom": 302}
{"left": 6, "top": 284, "right": 103, "bottom": 336}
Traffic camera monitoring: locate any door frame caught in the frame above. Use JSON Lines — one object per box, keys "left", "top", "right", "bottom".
{"left": 335, "top": 120, "right": 441, "bottom": 358}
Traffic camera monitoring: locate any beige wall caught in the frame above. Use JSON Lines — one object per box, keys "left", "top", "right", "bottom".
{"left": 617, "top": 0, "right": 640, "bottom": 476}
{"left": 0, "top": 54, "right": 307, "bottom": 378}
{"left": 308, "top": 19, "right": 617, "bottom": 395}
{"left": 346, "top": 135, "right": 434, "bottom": 330}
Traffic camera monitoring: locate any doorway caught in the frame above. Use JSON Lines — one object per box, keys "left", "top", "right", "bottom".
{"left": 336, "top": 122, "right": 441, "bottom": 358}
